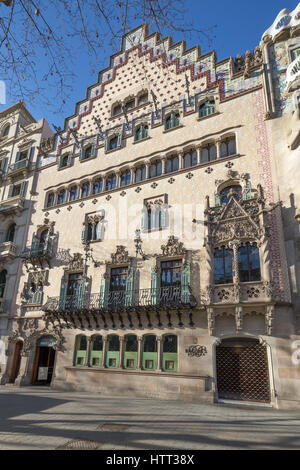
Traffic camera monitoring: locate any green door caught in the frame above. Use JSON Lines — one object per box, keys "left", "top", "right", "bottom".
{"left": 90, "top": 335, "right": 103, "bottom": 367}
{"left": 124, "top": 335, "right": 138, "bottom": 369}
{"left": 106, "top": 335, "right": 120, "bottom": 368}
{"left": 142, "top": 335, "right": 157, "bottom": 370}
{"left": 162, "top": 335, "right": 178, "bottom": 372}
{"left": 75, "top": 335, "right": 87, "bottom": 366}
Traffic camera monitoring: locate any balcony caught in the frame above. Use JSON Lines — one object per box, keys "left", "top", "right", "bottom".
{"left": 203, "top": 281, "right": 273, "bottom": 305}
{"left": 0, "top": 195, "right": 25, "bottom": 216}
{"left": 8, "top": 158, "right": 31, "bottom": 179}
{"left": 0, "top": 241, "right": 17, "bottom": 261}
{"left": 43, "top": 286, "right": 197, "bottom": 314}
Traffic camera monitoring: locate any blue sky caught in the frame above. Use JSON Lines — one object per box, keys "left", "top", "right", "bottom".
{"left": 1, "top": 0, "right": 298, "bottom": 129}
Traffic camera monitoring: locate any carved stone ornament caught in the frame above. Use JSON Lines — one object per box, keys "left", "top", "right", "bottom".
{"left": 110, "top": 245, "right": 130, "bottom": 265}
{"left": 160, "top": 236, "right": 186, "bottom": 257}
{"left": 87, "top": 213, "right": 104, "bottom": 225}
{"left": 185, "top": 345, "right": 208, "bottom": 357}
{"left": 64, "top": 252, "right": 84, "bottom": 272}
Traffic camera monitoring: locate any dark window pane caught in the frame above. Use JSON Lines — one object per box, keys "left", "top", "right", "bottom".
{"left": 214, "top": 247, "right": 233, "bottom": 284}
{"left": 143, "top": 335, "right": 157, "bottom": 352}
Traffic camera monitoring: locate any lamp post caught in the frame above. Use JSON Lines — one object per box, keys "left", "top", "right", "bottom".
{"left": 134, "top": 229, "right": 146, "bottom": 260}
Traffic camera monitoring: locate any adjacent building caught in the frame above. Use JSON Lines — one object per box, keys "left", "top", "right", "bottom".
{"left": 1, "top": 4, "right": 300, "bottom": 408}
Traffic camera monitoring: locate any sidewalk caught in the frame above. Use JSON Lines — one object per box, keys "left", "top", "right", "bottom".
{"left": 0, "top": 386, "right": 299, "bottom": 450}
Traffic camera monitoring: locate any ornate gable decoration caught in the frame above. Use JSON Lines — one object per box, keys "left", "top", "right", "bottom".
{"left": 110, "top": 245, "right": 130, "bottom": 265}
{"left": 210, "top": 197, "right": 260, "bottom": 246}
{"left": 64, "top": 252, "right": 84, "bottom": 272}
{"left": 160, "top": 236, "right": 186, "bottom": 257}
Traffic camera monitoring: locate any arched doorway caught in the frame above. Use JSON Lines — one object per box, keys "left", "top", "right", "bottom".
{"left": 216, "top": 337, "right": 271, "bottom": 403}
{"left": 9, "top": 340, "right": 23, "bottom": 383}
{"left": 32, "top": 335, "right": 57, "bottom": 385}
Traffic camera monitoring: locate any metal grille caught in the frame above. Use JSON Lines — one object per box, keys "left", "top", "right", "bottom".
{"left": 216, "top": 342, "right": 271, "bottom": 403}
{"left": 57, "top": 439, "right": 100, "bottom": 450}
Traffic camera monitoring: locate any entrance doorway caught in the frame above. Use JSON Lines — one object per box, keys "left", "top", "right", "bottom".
{"left": 32, "top": 335, "right": 57, "bottom": 385}
{"left": 9, "top": 340, "right": 23, "bottom": 383}
{"left": 216, "top": 338, "right": 271, "bottom": 403}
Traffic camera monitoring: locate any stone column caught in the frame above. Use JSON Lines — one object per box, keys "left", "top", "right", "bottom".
{"left": 229, "top": 239, "right": 240, "bottom": 302}
{"left": 85, "top": 337, "right": 92, "bottom": 367}
{"left": 216, "top": 139, "right": 222, "bottom": 159}
{"left": 119, "top": 336, "right": 124, "bottom": 369}
{"left": 197, "top": 145, "right": 202, "bottom": 164}
{"left": 14, "top": 352, "right": 31, "bottom": 386}
{"left": 130, "top": 167, "right": 135, "bottom": 184}
{"left": 145, "top": 161, "right": 150, "bottom": 179}
{"left": 115, "top": 170, "right": 121, "bottom": 188}
{"left": 137, "top": 336, "right": 142, "bottom": 370}
{"left": 178, "top": 151, "right": 184, "bottom": 170}
{"left": 101, "top": 336, "right": 107, "bottom": 368}
{"left": 102, "top": 175, "right": 107, "bottom": 192}
{"left": 161, "top": 157, "right": 167, "bottom": 174}
{"left": 157, "top": 336, "right": 162, "bottom": 371}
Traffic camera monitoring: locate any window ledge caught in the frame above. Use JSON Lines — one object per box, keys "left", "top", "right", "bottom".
{"left": 163, "top": 124, "right": 184, "bottom": 134}
{"left": 105, "top": 147, "right": 122, "bottom": 155}
{"left": 197, "top": 112, "right": 220, "bottom": 122}
{"left": 58, "top": 165, "right": 71, "bottom": 171}
{"left": 79, "top": 155, "right": 96, "bottom": 163}
{"left": 132, "top": 136, "right": 151, "bottom": 145}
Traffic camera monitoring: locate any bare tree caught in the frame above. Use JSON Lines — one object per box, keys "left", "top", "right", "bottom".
{"left": 0, "top": 0, "right": 215, "bottom": 112}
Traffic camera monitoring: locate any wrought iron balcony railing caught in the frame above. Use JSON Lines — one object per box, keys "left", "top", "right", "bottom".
{"left": 8, "top": 158, "right": 31, "bottom": 174}
{"left": 42, "top": 286, "right": 197, "bottom": 314}
{"left": 20, "top": 243, "right": 52, "bottom": 260}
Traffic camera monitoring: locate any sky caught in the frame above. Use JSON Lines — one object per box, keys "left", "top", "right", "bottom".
{"left": 1, "top": 0, "right": 298, "bottom": 129}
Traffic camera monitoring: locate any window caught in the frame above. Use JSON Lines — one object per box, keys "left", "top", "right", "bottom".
{"left": 12, "top": 184, "right": 21, "bottom": 197}
{"left": 86, "top": 221, "right": 103, "bottom": 241}
{"left": 149, "top": 160, "right": 162, "bottom": 178}
{"left": 106, "top": 334, "right": 120, "bottom": 368}
{"left": 162, "top": 335, "right": 177, "bottom": 372}
{"left": 84, "top": 146, "right": 93, "bottom": 159}
{"left": 109, "top": 136, "right": 118, "bottom": 150}
{"left": 0, "top": 270, "right": 7, "bottom": 298}
{"left": 47, "top": 193, "right": 55, "bottom": 207}
{"left": 199, "top": 100, "right": 215, "bottom": 117}
{"left": 112, "top": 104, "right": 122, "bottom": 116}
{"left": 201, "top": 143, "right": 217, "bottom": 163}
{"left": 183, "top": 150, "right": 198, "bottom": 168}
{"left": 238, "top": 242, "right": 261, "bottom": 282}
{"left": 74, "top": 335, "right": 87, "bottom": 366}
{"left": 81, "top": 183, "right": 90, "bottom": 198}
{"left": 93, "top": 179, "right": 103, "bottom": 194}
{"left": 90, "top": 335, "right": 103, "bottom": 367}
{"left": 110, "top": 267, "right": 128, "bottom": 291}
{"left": 67, "top": 273, "right": 82, "bottom": 297}
{"left": 6, "top": 224, "right": 15, "bottom": 242}
{"left": 2, "top": 125, "right": 10, "bottom": 137}
{"left": 125, "top": 99, "right": 135, "bottom": 111}
{"left": 214, "top": 247, "right": 233, "bottom": 284}
{"left": 161, "top": 260, "right": 182, "bottom": 286}
{"left": 146, "top": 205, "right": 163, "bottom": 231}
{"left": 220, "top": 137, "right": 236, "bottom": 158}
{"left": 38, "top": 230, "right": 48, "bottom": 253}
{"left": 120, "top": 170, "right": 131, "bottom": 186}
{"left": 291, "top": 47, "right": 300, "bottom": 61}
{"left": 135, "top": 124, "right": 148, "bottom": 141}
{"left": 166, "top": 155, "right": 179, "bottom": 173}
{"left": 165, "top": 112, "right": 180, "bottom": 130}
{"left": 105, "top": 174, "right": 116, "bottom": 191}
{"left": 135, "top": 165, "right": 146, "bottom": 183}
{"left": 138, "top": 93, "right": 148, "bottom": 106}
{"left": 220, "top": 185, "right": 242, "bottom": 204}
{"left": 57, "top": 190, "right": 66, "bottom": 205}
{"left": 124, "top": 335, "right": 138, "bottom": 369}
{"left": 17, "top": 150, "right": 28, "bottom": 161}
{"left": 69, "top": 186, "right": 78, "bottom": 201}
{"left": 142, "top": 335, "right": 157, "bottom": 370}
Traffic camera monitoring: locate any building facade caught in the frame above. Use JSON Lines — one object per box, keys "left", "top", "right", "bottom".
{"left": 1, "top": 5, "right": 300, "bottom": 408}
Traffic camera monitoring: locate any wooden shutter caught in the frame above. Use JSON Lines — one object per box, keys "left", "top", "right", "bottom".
{"left": 125, "top": 268, "right": 134, "bottom": 307}
{"left": 91, "top": 144, "right": 96, "bottom": 158}
{"left": 96, "top": 222, "right": 104, "bottom": 241}
{"left": 20, "top": 181, "right": 27, "bottom": 197}
{"left": 99, "top": 275, "right": 109, "bottom": 308}
{"left": 79, "top": 145, "right": 85, "bottom": 161}
{"left": 59, "top": 276, "right": 67, "bottom": 310}
{"left": 181, "top": 261, "right": 191, "bottom": 304}
{"left": 0, "top": 158, "right": 7, "bottom": 173}
{"left": 8, "top": 184, "right": 14, "bottom": 198}
{"left": 151, "top": 267, "right": 161, "bottom": 306}
{"left": 77, "top": 279, "right": 85, "bottom": 309}
{"left": 104, "top": 137, "right": 109, "bottom": 152}
{"left": 141, "top": 206, "right": 148, "bottom": 231}
{"left": 58, "top": 155, "right": 63, "bottom": 168}
{"left": 28, "top": 147, "right": 35, "bottom": 162}
{"left": 81, "top": 225, "right": 88, "bottom": 243}
{"left": 67, "top": 153, "right": 72, "bottom": 166}
{"left": 243, "top": 181, "right": 252, "bottom": 200}
{"left": 214, "top": 192, "right": 221, "bottom": 206}
{"left": 15, "top": 152, "right": 21, "bottom": 162}
{"left": 117, "top": 132, "right": 122, "bottom": 148}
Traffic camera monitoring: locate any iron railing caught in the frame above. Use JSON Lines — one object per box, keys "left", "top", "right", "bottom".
{"left": 8, "top": 159, "right": 30, "bottom": 173}
{"left": 20, "top": 243, "right": 52, "bottom": 260}
{"left": 42, "top": 286, "right": 196, "bottom": 314}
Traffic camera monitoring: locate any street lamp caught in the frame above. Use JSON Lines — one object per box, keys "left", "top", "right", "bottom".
{"left": 134, "top": 229, "right": 146, "bottom": 260}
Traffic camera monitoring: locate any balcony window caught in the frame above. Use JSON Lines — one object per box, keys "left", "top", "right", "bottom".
{"left": 149, "top": 160, "right": 162, "bottom": 178}
{"left": 67, "top": 273, "right": 82, "bottom": 297}
{"left": 199, "top": 100, "right": 215, "bottom": 117}
{"left": 105, "top": 174, "right": 116, "bottom": 191}
{"left": 183, "top": 150, "right": 197, "bottom": 168}
{"left": 220, "top": 185, "right": 242, "bottom": 204}
{"left": 110, "top": 266, "right": 128, "bottom": 292}
{"left": 17, "top": 150, "right": 28, "bottom": 162}
{"left": 165, "top": 155, "right": 179, "bottom": 174}
{"left": 120, "top": 170, "right": 131, "bottom": 186}
{"left": 161, "top": 259, "right": 182, "bottom": 287}
{"left": 220, "top": 137, "right": 236, "bottom": 158}
{"left": 201, "top": 143, "right": 217, "bottom": 163}
{"left": 0, "top": 270, "right": 7, "bottom": 298}
{"left": 135, "top": 165, "right": 146, "bottom": 183}
{"left": 135, "top": 124, "right": 148, "bottom": 141}
{"left": 238, "top": 242, "right": 261, "bottom": 282}
{"left": 214, "top": 247, "right": 233, "bottom": 284}
{"left": 165, "top": 112, "right": 180, "bottom": 130}
{"left": 6, "top": 224, "right": 15, "bottom": 242}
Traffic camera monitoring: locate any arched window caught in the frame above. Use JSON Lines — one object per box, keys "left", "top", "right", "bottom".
{"left": 87, "top": 221, "right": 103, "bottom": 242}
{"left": 142, "top": 335, "right": 157, "bottom": 370}
{"left": 124, "top": 335, "right": 138, "bottom": 369}
{"left": 2, "top": 124, "right": 10, "bottom": 137}
{"left": 47, "top": 193, "right": 55, "bottom": 207}
{"left": 120, "top": 170, "right": 131, "bottom": 186}
{"left": 220, "top": 185, "right": 242, "bottom": 204}
{"left": 125, "top": 99, "right": 135, "bottom": 111}
{"left": 220, "top": 137, "right": 236, "bottom": 158}
{"left": 6, "top": 224, "right": 15, "bottom": 242}
{"left": 93, "top": 179, "right": 103, "bottom": 194}
{"left": 57, "top": 189, "right": 66, "bottom": 205}
{"left": 149, "top": 160, "right": 162, "bottom": 178}
{"left": 214, "top": 246, "right": 233, "bottom": 284}
{"left": 135, "top": 125, "right": 148, "bottom": 141}
{"left": 201, "top": 143, "right": 217, "bottom": 163}
{"left": 81, "top": 183, "right": 90, "bottom": 198}
{"left": 165, "top": 112, "right": 180, "bottom": 130}
{"left": 183, "top": 150, "right": 198, "bottom": 168}
{"left": 0, "top": 270, "right": 7, "bottom": 298}
{"left": 199, "top": 100, "right": 215, "bottom": 117}
{"left": 238, "top": 242, "right": 261, "bottom": 282}
{"left": 106, "top": 334, "right": 120, "bottom": 368}
{"left": 69, "top": 186, "right": 78, "bottom": 201}
{"left": 162, "top": 335, "right": 178, "bottom": 371}
{"left": 112, "top": 104, "right": 122, "bottom": 116}
{"left": 135, "top": 165, "right": 146, "bottom": 183}
{"left": 39, "top": 229, "right": 48, "bottom": 253}
{"left": 138, "top": 93, "right": 148, "bottom": 106}
{"left": 90, "top": 335, "right": 103, "bottom": 367}
{"left": 74, "top": 335, "right": 87, "bottom": 366}
{"left": 166, "top": 155, "right": 179, "bottom": 173}
{"left": 105, "top": 174, "right": 116, "bottom": 191}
